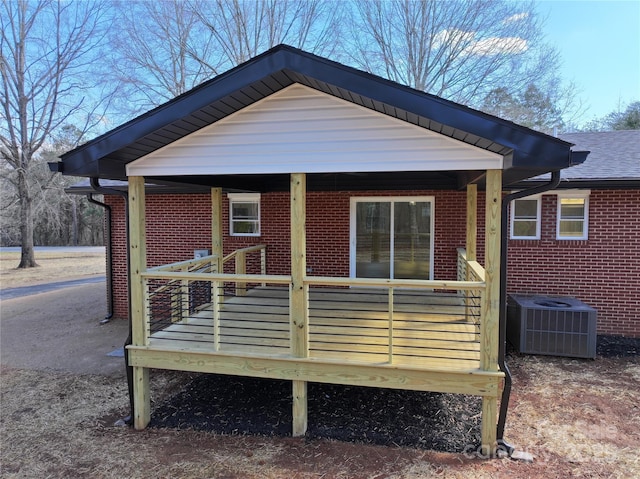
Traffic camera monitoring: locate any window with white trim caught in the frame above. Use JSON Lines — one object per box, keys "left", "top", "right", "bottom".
{"left": 228, "top": 193, "right": 260, "bottom": 236}
{"left": 557, "top": 193, "right": 589, "bottom": 240}
{"left": 510, "top": 197, "right": 541, "bottom": 239}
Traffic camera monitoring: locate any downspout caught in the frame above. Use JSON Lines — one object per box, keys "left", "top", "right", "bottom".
{"left": 497, "top": 170, "right": 561, "bottom": 453}
{"left": 87, "top": 194, "right": 114, "bottom": 321}
{"left": 89, "top": 177, "right": 134, "bottom": 426}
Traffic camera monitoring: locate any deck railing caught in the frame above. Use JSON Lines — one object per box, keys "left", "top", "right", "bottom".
{"left": 145, "top": 245, "right": 267, "bottom": 325}
{"left": 139, "top": 249, "right": 487, "bottom": 369}
{"left": 222, "top": 244, "right": 267, "bottom": 295}
{"left": 304, "top": 276, "right": 484, "bottom": 367}
{"left": 457, "top": 248, "right": 485, "bottom": 331}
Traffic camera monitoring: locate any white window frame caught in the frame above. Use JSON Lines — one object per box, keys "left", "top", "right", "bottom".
{"left": 510, "top": 195, "right": 541, "bottom": 240}
{"left": 555, "top": 190, "right": 590, "bottom": 240}
{"left": 349, "top": 196, "right": 435, "bottom": 280}
{"left": 228, "top": 193, "right": 261, "bottom": 237}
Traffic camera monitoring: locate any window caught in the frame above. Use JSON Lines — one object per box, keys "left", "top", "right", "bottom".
{"left": 228, "top": 193, "right": 260, "bottom": 236}
{"left": 350, "top": 196, "right": 434, "bottom": 280}
{"left": 557, "top": 194, "right": 589, "bottom": 240}
{"left": 510, "top": 197, "right": 541, "bottom": 239}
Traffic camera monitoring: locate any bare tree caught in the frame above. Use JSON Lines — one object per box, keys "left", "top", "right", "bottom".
{"left": 192, "top": 0, "right": 344, "bottom": 68}
{"left": 107, "top": 0, "right": 345, "bottom": 113}
{"left": 0, "top": 0, "right": 110, "bottom": 267}
{"left": 108, "top": 0, "right": 218, "bottom": 112}
{"left": 480, "top": 80, "right": 586, "bottom": 134}
{"left": 348, "top": 0, "right": 558, "bottom": 105}
{"left": 583, "top": 101, "right": 640, "bottom": 131}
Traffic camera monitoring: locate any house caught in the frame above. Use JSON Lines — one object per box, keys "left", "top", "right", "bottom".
{"left": 52, "top": 45, "right": 588, "bottom": 455}
{"left": 507, "top": 130, "right": 640, "bottom": 338}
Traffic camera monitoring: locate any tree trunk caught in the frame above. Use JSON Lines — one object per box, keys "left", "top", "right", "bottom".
{"left": 17, "top": 170, "right": 39, "bottom": 269}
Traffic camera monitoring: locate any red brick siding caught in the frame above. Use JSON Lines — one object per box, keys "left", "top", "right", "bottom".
{"left": 107, "top": 190, "right": 471, "bottom": 319}
{"left": 507, "top": 190, "right": 640, "bottom": 337}
{"left": 105, "top": 188, "right": 639, "bottom": 338}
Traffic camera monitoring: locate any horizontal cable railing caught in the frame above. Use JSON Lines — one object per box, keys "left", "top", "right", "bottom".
{"left": 142, "top": 272, "right": 291, "bottom": 351}
{"left": 139, "top": 251, "right": 486, "bottom": 369}
{"left": 304, "top": 276, "right": 484, "bottom": 366}
{"left": 457, "top": 248, "right": 485, "bottom": 332}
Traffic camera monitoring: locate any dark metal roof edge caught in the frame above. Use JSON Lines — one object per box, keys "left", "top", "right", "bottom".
{"left": 280, "top": 46, "right": 574, "bottom": 149}
{"left": 60, "top": 44, "right": 576, "bottom": 173}
{"left": 60, "top": 46, "right": 296, "bottom": 165}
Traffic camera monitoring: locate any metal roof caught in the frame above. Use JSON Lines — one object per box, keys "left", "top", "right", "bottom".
{"left": 55, "top": 44, "right": 588, "bottom": 191}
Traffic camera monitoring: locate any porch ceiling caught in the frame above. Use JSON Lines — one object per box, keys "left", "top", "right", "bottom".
{"left": 56, "top": 45, "right": 588, "bottom": 189}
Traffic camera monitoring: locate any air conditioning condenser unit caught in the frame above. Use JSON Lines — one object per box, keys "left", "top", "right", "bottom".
{"left": 507, "top": 294, "right": 597, "bottom": 359}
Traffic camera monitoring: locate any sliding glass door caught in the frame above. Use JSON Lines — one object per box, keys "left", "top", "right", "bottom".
{"left": 351, "top": 197, "right": 434, "bottom": 280}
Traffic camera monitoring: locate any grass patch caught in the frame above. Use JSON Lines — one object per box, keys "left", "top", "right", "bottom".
{"left": 0, "top": 249, "right": 105, "bottom": 288}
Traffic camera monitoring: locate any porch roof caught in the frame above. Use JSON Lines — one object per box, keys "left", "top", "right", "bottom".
{"left": 55, "top": 45, "right": 588, "bottom": 190}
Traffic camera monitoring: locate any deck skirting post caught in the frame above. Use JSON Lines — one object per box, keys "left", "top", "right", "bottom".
{"left": 128, "top": 175, "right": 151, "bottom": 429}
{"left": 290, "top": 173, "right": 308, "bottom": 436}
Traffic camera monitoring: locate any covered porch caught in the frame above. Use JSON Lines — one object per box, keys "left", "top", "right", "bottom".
{"left": 126, "top": 172, "right": 505, "bottom": 453}
{"left": 54, "top": 46, "right": 587, "bottom": 455}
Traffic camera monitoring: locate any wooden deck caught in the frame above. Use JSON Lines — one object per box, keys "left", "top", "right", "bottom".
{"left": 126, "top": 173, "right": 505, "bottom": 452}
{"left": 148, "top": 286, "right": 481, "bottom": 372}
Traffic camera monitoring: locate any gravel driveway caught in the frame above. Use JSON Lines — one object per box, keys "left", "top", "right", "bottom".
{"left": 0, "top": 282, "right": 128, "bottom": 377}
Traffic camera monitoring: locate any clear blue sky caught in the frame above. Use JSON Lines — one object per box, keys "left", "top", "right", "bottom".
{"left": 539, "top": 0, "right": 640, "bottom": 126}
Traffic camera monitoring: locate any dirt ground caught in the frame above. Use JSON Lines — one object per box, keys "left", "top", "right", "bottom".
{"left": 1, "top": 252, "right": 639, "bottom": 478}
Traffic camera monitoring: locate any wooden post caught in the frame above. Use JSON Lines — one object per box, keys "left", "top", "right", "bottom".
{"left": 212, "top": 280, "right": 220, "bottom": 351}
{"left": 388, "top": 287, "right": 394, "bottom": 364}
{"left": 480, "top": 169, "right": 502, "bottom": 453}
{"left": 181, "top": 265, "right": 189, "bottom": 320}
{"left": 290, "top": 173, "right": 308, "bottom": 437}
{"left": 211, "top": 188, "right": 223, "bottom": 311}
{"left": 466, "top": 183, "right": 478, "bottom": 327}
{"left": 211, "top": 188, "right": 223, "bottom": 273}
{"left": 292, "top": 379, "right": 308, "bottom": 437}
{"left": 466, "top": 184, "right": 477, "bottom": 262}
{"left": 128, "top": 175, "right": 150, "bottom": 430}
{"left": 235, "top": 251, "right": 247, "bottom": 296}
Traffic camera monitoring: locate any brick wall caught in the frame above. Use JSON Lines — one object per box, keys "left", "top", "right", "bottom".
{"left": 507, "top": 190, "right": 640, "bottom": 337}
{"left": 105, "top": 188, "right": 639, "bottom": 337}
{"left": 106, "top": 190, "right": 471, "bottom": 319}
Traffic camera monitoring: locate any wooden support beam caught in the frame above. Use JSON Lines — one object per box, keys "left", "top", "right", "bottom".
{"left": 290, "top": 172, "right": 308, "bottom": 358}
{"left": 480, "top": 168, "right": 502, "bottom": 453}
{"left": 128, "top": 347, "right": 504, "bottom": 396}
{"left": 290, "top": 172, "right": 308, "bottom": 437}
{"left": 292, "top": 380, "right": 308, "bottom": 436}
{"left": 211, "top": 188, "right": 223, "bottom": 272}
{"left": 466, "top": 184, "right": 477, "bottom": 262}
{"left": 481, "top": 395, "right": 498, "bottom": 456}
{"left": 128, "top": 175, "right": 150, "bottom": 430}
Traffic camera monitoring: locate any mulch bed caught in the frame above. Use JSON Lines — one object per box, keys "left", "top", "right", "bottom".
{"left": 597, "top": 334, "right": 640, "bottom": 357}
{"left": 149, "top": 335, "right": 639, "bottom": 452}
{"left": 149, "top": 377, "right": 482, "bottom": 452}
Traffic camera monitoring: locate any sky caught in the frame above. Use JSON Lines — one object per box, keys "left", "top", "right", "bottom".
{"left": 538, "top": 0, "right": 640, "bottom": 126}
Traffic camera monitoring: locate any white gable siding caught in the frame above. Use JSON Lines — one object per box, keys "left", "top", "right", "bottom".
{"left": 126, "top": 84, "right": 502, "bottom": 177}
